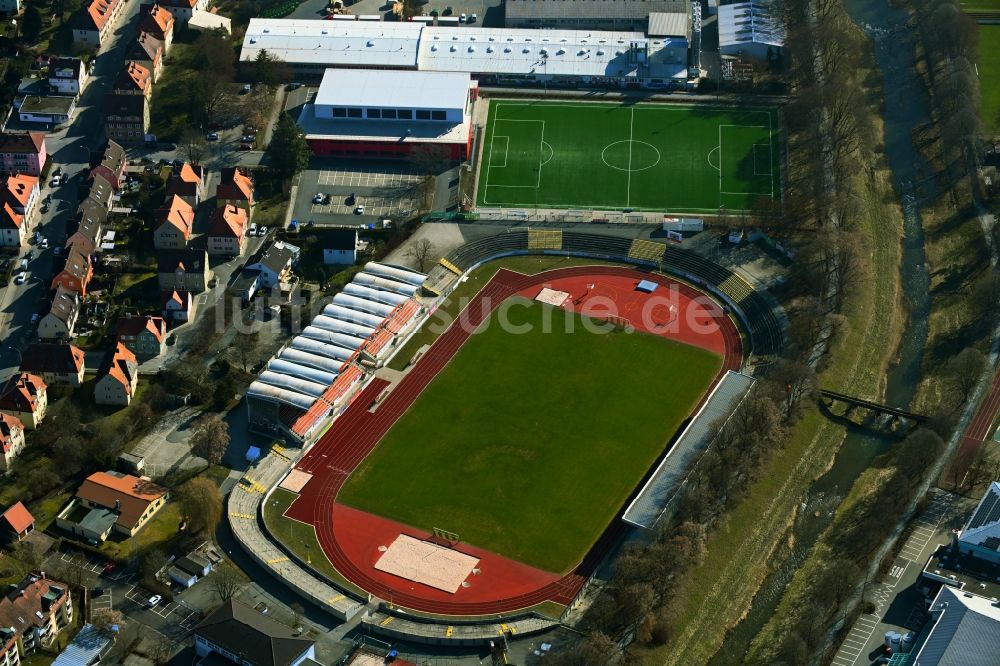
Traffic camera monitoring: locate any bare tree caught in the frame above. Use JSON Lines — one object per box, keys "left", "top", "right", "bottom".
{"left": 91, "top": 608, "right": 126, "bottom": 634}
{"left": 406, "top": 238, "right": 436, "bottom": 272}
{"left": 181, "top": 129, "right": 207, "bottom": 165}
{"left": 233, "top": 330, "right": 260, "bottom": 373}
{"left": 210, "top": 563, "right": 244, "bottom": 603}
{"left": 190, "top": 414, "right": 231, "bottom": 465}
{"left": 945, "top": 347, "right": 986, "bottom": 403}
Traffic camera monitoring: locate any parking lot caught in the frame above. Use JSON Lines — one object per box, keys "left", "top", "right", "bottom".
{"left": 293, "top": 164, "right": 425, "bottom": 225}
{"left": 830, "top": 492, "right": 965, "bottom": 666}
{"left": 123, "top": 585, "right": 202, "bottom": 631}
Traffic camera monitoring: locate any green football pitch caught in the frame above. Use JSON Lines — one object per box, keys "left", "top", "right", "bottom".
{"left": 338, "top": 300, "right": 721, "bottom": 573}
{"left": 476, "top": 101, "right": 780, "bottom": 213}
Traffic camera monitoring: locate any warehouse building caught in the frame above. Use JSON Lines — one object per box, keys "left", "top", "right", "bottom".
{"left": 718, "top": 0, "right": 785, "bottom": 60}
{"left": 505, "top": 0, "right": 690, "bottom": 33}
{"left": 247, "top": 262, "right": 425, "bottom": 443}
{"left": 239, "top": 19, "right": 692, "bottom": 88}
{"left": 298, "top": 69, "right": 476, "bottom": 160}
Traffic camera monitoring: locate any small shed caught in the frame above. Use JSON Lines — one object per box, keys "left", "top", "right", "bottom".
{"left": 636, "top": 280, "right": 659, "bottom": 293}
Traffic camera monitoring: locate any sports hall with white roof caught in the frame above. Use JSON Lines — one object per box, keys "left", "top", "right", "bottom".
{"left": 239, "top": 18, "right": 691, "bottom": 86}
{"left": 247, "top": 261, "right": 426, "bottom": 443}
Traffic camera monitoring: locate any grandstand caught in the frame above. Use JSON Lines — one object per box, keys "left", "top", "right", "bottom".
{"left": 247, "top": 262, "right": 426, "bottom": 443}
{"left": 422, "top": 230, "right": 784, "bottom": 359}
{"left": 623, "top": 370, "right": 755, "bottom": 529}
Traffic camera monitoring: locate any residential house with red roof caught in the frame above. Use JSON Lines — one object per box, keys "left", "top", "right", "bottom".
{"left": 217, "top": 168, "right": 254, "bottom": 213}
{"left": 0, "top": 575, "right": 73, "bottom": 662}
{"left": 0, "top": 413, "right": 25, "bottom": 473}
{"left": 38, "top": 286, "right": 80, "bottom": 340}
{"left": 0, "top": 173, "right": 39, "bottom": 247}
{"left": 114, "top": 61, "right": 152, "bottom": 98}
{"left": 116, "top": 315, "right": 167, "bottom": 360}
{"left": 73, "top": 0, "right": 127, "bottom": 48}
{"left": 153, "top": 194, "right": 195, "bottom": 249}
{"left": 48, "top": 58, "right": 90, "bottom": 96}
{"left": 157, "top": 249, "right": 210, "bottom": 292}
{"left": 90, "top": 139, "right": 127, "bottom": 190}
{"left": 50, "top": 245, "right": 93, "bottom": 296}
{"left": 208, "top": 204, "right": 249, "bottom": 257}
{"left": 157, "top": 0, "right": 206, "bottom": 21}
{"left": 94, "top": 343, "right": 139, "bottom": 407}
{"left": 0, "top": 131, "right": 46, "bottom": 176}
{"left": 164, "top": 162, "right": 204, "bottom": 207}
{"left": 0, "top": 503, "right": 34, "bottom": 543}
{"left": 139, "top": 4, "right": 175, "bottom": 52}
{"left": 57, "top": 471, "right": 167, "bottom": 541}
{"left": 0, "top": 373, "right": 47, "bottom": 429}
{"left": 162, "top": 289, "right": 195, "bottom": 322}
{"left": 19, "top": 343, "right": 86, "bottom": 386}
{"left": 127, "top": 32, "right": 165, "bottom": 82}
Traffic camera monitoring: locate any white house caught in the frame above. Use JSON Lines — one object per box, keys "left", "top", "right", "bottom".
{"left": 47, "top": 58, "right": 89, "bottom": 96}
{"left": 322, "top": 228, "right": 358, "bottom": 266}
{"left": 38, "top": 287, "right": 79, "bottom": 340}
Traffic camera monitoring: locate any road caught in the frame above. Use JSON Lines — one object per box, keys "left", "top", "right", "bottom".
{"left": 0, "top": 0, "right": 148, "bottom": 382}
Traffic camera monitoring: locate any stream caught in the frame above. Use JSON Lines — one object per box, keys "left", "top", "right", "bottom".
{"left": 707, "top": 1, "right": 934, "bottom": 663}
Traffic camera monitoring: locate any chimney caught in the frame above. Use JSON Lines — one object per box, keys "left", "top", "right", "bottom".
{"left": 114, "top": 499, "right": 121, "bottom": 513}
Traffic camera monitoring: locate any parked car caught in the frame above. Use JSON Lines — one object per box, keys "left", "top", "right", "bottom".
{"left": 40, "top": 203, "right": 49, "bottom": 213}
{"left": 92, "top": 588, "right": 105, "bottom": 597}
{"left": 13, "top": 272, "right": 26, "bottom": 285}
{"left": 40, "top": 238, "right": 49, "bottom": 249}
{"left": 345, "top": 193, "right": 356, "bottom": 206}
{"left": 159, "top": 158, "right": 172, "bottom": 165}
{"left": 257, "top": 225, "right": 268, "bottom": 236}
{"left": 147, "top": 595, "right": 162, "bottom": 608}
{"left": 312, "top": 193, "right": 325, "bottom": 204}
{"left": 205, "top": 132, "right": 220, "bottom": 141}
{"left": 354, "top": 204, "right": 365, "bottom": 215}
{"left": 240, "top": 84, "right": 252, "bottom": 94}
{"left": 249, "top": 222, "right": 258, "bottom": 235}
{"left": 30, "top": 313, "right": 39, "bottom": 324}
{"left": 49, "top": 174, "right": 61, "bottom": 186}
{"left": 103, "top": 562, "right": 116, "bottom": 573}
{"left": 238, "top": 143, "right": 253, "bottom": 151}
{"left": 240, "top": 135, "right": 255, "bottom": 143}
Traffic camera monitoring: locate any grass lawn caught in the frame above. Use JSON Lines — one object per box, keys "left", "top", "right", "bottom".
{"left": 100, "top": 502, "right": 182, "bottom": 560}
{"left": 264, "top": 488, "right": 368, "bottom": 596}
{"left": 340, "top": 301, "right": 721, "bottom": 573}
{"left": 978, "top": 25, "right": 1000, "bottom": 135}
{"left": 963, "top": 0, "right": 1000, "bottom": 10}
{"left": 477, "top": 101, "right": 780, "bottom": 213}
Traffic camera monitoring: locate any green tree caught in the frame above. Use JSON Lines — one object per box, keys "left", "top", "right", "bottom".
{"left": 267, "top": 114, "right": 310, "bottom": 180}
{"left": 176, "top": 477, "right": 223, "bottom": 536}
{"left": 21, "top": 7, "right": 42, "bottom": 41}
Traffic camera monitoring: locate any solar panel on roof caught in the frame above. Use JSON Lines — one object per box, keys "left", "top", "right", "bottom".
{"left": 969, "top": 488, "right": 1000, "bottom": 529}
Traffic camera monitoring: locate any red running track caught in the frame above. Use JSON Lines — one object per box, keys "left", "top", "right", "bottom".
{"left": 286, "top": 266, "right": 743, "bottom": 615}
{"left": 940, "top": 365, "right": 1000, "bottom": 489}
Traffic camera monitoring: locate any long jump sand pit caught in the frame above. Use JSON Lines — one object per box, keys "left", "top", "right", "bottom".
{"left": 534, "top": 287, "right": 569, "bottom": 307}
{"left": 374, "top": 534, "right": 480, "bottom": 593}
{"left": 280, "top": 469, "right": 312, "bottom": 493}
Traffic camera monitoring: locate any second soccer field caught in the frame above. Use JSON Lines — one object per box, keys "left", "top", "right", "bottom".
{"left": 476, "top": 101, "right": 780, "bottom": 214}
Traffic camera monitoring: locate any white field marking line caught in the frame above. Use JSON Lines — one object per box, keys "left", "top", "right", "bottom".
{"left": 718, "top": 123, "right": 723, "bottom": 207}
{"left": 482, "top": 108, "right": 498, "bottom": 204}
{"left": 707, "top": 146, "right": 721, "bottom": 172}
{"left": 626, "top": 107, "right": 634, "bottom": 208}
{"left": 768, "top": 110, "right": 775, "bottom": 197}
{"left": 489, "top": 136, "right": 509, "bottom": 168}
{"left": 537, "top": 120, "right": 546, "bottom": 187}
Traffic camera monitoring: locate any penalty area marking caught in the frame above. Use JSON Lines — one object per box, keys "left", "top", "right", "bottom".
{"left": 489, "top": 136, "right": 509, "bottom": 169}
{"left": 707, "top": 146, "right": 721, "bottom": 172}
